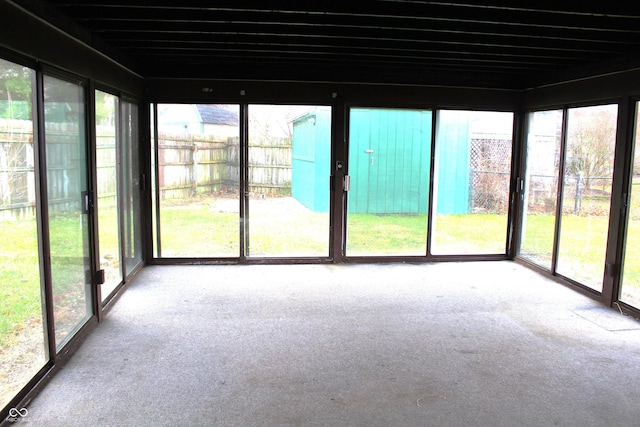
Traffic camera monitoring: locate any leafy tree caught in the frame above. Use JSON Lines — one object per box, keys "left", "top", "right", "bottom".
{"left": 0, "top": 61, "right": 33, "bottom": 119}
{"left": 95, "top": 90, "right": 116, "bottom": 126}
{"left": 0, "top": 61, "right": 33, "bottom": 205}
{"left": 565, "top": 106, "right": 617, "bottom": 190}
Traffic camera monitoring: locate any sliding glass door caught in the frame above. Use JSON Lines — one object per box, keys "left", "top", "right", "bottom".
{"left": 346, "top": 108, "right": 514, "bottom": 258}
{"left": 95, "top": 90, "right": 122, "bottom": 301}
{"left": 2, "top": 61, "right": 142, "bottom": 414}
{"left": 432, "top": 110, "right": 514, "bottom": 255}
{"left": 94, "top": 93, "right": 142, "bottom": 302}
{"left": 345, "top": 108, "right": 431, "bottom": 256}
{"left": 519, "top": 104, "right": 618, "bottom": 293}
{"left": 0, "top": 59, "right": 47, "bottom": 410}
{"left": 43, "top": 75, "right": 92, "bottom": 350}
{"left": 121, "top": 101, "right": 142, "bottom": 275}
{"left": 155, "top": 104, "right": 240, "bottom": 257}
{"left": 246, "top": 105, "right": 331, "bottom": 258}
{"left": 153, "top": 103, "right": 331, "bottom": 259}
{"left": 556, "top": 105, "right": 618, "bottom": 291}
{"left": 519, "top": 110, "right": 563, "bottom": 269}
{"left": 620, "top": 102, "right": 640, "bottom": 307}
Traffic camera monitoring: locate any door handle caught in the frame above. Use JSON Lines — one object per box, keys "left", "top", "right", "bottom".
{"left": 82, "top": 191, "right": 94, "bottom": 214}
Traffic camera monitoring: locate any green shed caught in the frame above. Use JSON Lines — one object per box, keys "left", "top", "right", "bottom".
{"left": 292, "top": 108, "right": 471, "bottom": 215}
{"left": 291, "top": 106, "right": 332, "bottom": 212}
{"left": 348, "top": 108, "right": 432, "bottom": 214}
{"left": 434, "top": 110, "right": 471, "bottom": 215}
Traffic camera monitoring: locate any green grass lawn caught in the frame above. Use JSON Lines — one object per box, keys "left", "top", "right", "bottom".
{"left": 158, "top": 205, "right": 239, "bottom": 257}
{"left": 346, "top": 213, "right": 509, "bottom": 255}
{"left": 5, "top": 202, "right": 640, "bottom": 350}
{"left": 0, "top": 218, "right": 41, "bottom": 347}
{"left": 0, "top": 211, "right": 112, "bottom": 348}
{"left": 432, "top": 214, "right": 509, "bottom": 254}
{"left": 0, "top": 208, "right": 119, "bottom": 409}
{"left": 346, "top": 213, "right": 428, "bottom": 255}
{"left": 521, "top": 213, "right": 611, "bottom": 290}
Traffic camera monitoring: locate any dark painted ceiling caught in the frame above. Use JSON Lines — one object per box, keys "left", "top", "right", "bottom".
{"left": 25, "top": 0, "right": 640, "bottom": 89}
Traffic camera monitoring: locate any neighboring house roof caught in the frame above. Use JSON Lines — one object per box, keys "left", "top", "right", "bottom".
{"left": 196, "top": 105, "right": 239, "bottom": 126}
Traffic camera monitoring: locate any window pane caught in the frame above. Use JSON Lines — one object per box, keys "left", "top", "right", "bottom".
{"left": 247, "top": 105, "right": 330, "bottom": 257}
{"left": 620, "top": 102, "right": 640, "bottom": 307}
{"left": 0, "top": 58, "right": 47, "bottom": 410}
{"left": 44, "top": 75, "right": 92, "bottom": 349}
{"left": 519, "top": 110, "right": 562, "bottom": 268}
{"left": 556, "top": 104, "right": 617, "bottom": 291}
{"left": 432, "top": 110, "right": 513, "bottom": 255}
{"left": 122, "top": 101, "right": 142, "bottom": 274}
{"left": 95, "top": 90, "right": 122, "bottom": 301}
{"left": 156, "top": 104, "right": 240, "bottom": 257}
{"left": 346, "top": 108, "right": 431, "bottom": 256}
{"left": 151, "top": 104, "right": 158, "bottom": 258}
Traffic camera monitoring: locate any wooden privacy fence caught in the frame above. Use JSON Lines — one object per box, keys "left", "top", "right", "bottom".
{"left": 1, "top": 120, "right": 294, "bottom": 219}
{"left": 95, "top": 125, "right": 117, "bottom": 209}
{"left": 44, "top": 122, "right": 84, "bottom": 214}
{"left": 0, "top": 119, "right": 35, "bottom": 219}
{"left": 245, "top": 136, "right": 292, "bottom": 197}
{"left": 158, "top": 134, "right": 229, "bottom": 199}
{"left": 0, "top": 119, "right": 119, "bottom": 220}
{"left": 158, "top": 134, "right": 292, "bottom": 199}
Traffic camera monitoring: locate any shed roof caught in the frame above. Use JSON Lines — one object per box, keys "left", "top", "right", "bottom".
{"left": 196, "top": 105, "right": 239, "bottom": 126}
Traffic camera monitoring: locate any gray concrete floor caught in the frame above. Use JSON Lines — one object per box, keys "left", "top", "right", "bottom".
{"left": 15, "top": 261, "right": 640, "bottom": 426}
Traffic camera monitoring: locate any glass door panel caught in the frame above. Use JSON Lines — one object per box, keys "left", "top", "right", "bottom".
{"left": 151, "top": 104, "right": 159, "bottom": 258}
{"left": 519, "top": 110, "right": 563, "bottom": 268}
{"left": 247, "top": 105, "right": 330, "bottom": 257}
{"left": 122, "top": 101, "right": 142, "bottom": 274}
{"left": 156, "top": 104, "right": 240, "bottom": 257}
{"left": 345, "top": 108, "right": 431, "bottom": 256}
{"left": 556, "top": 104, "right": 618, "bottom": 291}
{"left": 432, "top": 110, "right": 514, "bottom": 255}
{"left": 0, "top": 59, "right": 47, "bottom": 409}
{"left": 95, "top": 90, "right": 122, "bottom": 301}
{"left": 620, "top": 102, "right": 640, "bottom": 307}
{"left": 43, "top": 75, "right": 92, "bottom": 350}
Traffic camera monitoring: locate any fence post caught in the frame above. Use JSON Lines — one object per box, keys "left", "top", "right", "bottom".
{"left": 192, "top": 142, "right": 197, "bottom": 196}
